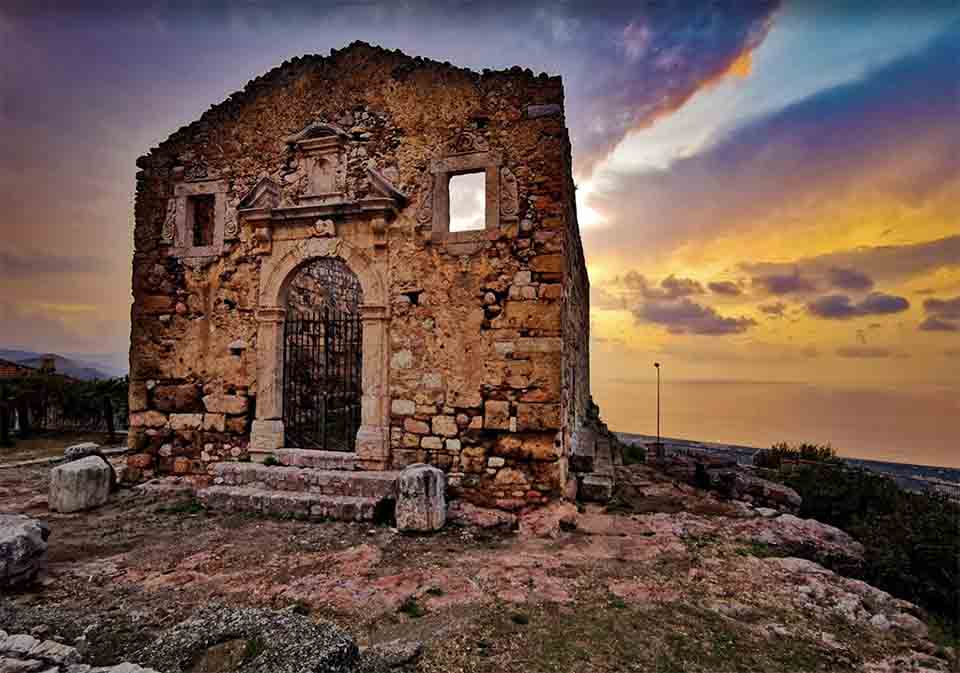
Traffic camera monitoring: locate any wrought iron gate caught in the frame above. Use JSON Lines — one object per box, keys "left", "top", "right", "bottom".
{"left": 282, "top": 308, "right": 362, "bottom": 450}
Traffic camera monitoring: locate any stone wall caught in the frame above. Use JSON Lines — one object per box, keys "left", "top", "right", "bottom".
{"left": 128, "top": 42, "right": 588, "bottom": 507}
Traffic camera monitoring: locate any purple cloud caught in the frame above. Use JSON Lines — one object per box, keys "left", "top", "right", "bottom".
{"left": 923, "top": 296, "right": 960, "bottom": 319}
{"left": 753, "top": 269, "right": 817, "bottom": 295}
{"left": 635, "top": 298, "right": 756, "bottom": 335}
{"left": 614, "top": 272, "right": 705, "bottom": 299}
{"left": 758, "top": 301, "right": 787, "bottom": 317}
{"left": 807, "top": 292, "right": 909, "bottom": 320}
{"left": 708, "top": 280, "right": 742, "bottom": 296}
{"left": 919, "top": 316, "right": 958, "bottom": 332}
{"left": 827, "top": 267, "right": 874, "bottom": 291}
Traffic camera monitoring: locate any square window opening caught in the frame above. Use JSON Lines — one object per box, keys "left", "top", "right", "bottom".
{"left": 448, "top": 172, "right": 486, "bottom": 232}
{"left": 188, "top": 194, "right": 216, "bottom": 247}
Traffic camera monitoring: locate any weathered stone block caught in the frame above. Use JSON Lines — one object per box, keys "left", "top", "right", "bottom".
{"left": 49, "top": 456, "right": 112, "bottom": 513}
{"left": 130, "top": 410, "right": 168, "bottom": 429}
{"left": 202, "top": 394, "right": 248, "bottom": 415}
{"left": 421, "top": 436, "right": 443, "bottom": 450}
{"left": 431, "top": 415, "right": 458, "bottom": 437}
{"left": 517, "top": 403, "right": 560, "bottom": 431}
{"left": 169, "top": 413, "right": 203, "bottom": 431}
{"left": 404, "top": 418, "right": 430, "bottom": 434}
{"left": 202, "top": 413, "right": 226, "bottom": 432}
{"left": 152, "top": 383, "right": 202, "bottom": 412}
{"left": 580, "top": 474, "right": 614, "bottom": 502}
{"left": 531, "top": 254, "right": 562, "bottom": 274}
{"left": 484, "top": 400, "right": 510, "bottom": 430}
{"left": 396, "top": 464, "right": 446, "bottom": 533}
{"left": 492, "top": 301, "right": 561, "bottom": 330}
{"left": 391, "top": 399, "right": 416, "bottom": 416}
{"left": 250, "top": 419, "right": 283, "bottom": 450}
{"left": 525, "top": 103, "right": 563, "bottom": 119}
{"left": 494, "top": 467, "right": 528, "bottom": 486}
{"left": 129, "top": 380, "right": 148, "bottom": 412}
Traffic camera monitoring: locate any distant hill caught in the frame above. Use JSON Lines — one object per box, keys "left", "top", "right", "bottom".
{"left": 0, "top": 349, "right": 122, "bottom": 381}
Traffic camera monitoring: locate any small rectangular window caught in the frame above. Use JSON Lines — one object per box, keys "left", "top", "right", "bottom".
{"left": 189, "top": 194, "right": 216, "bottom": 247}
{"left": 448, "top": 172, "right": 486, "bottom": 232}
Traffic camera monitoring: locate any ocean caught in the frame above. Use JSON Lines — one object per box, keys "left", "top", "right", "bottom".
{"left": 595, "top": 380, "right": 958, "bottom": 469}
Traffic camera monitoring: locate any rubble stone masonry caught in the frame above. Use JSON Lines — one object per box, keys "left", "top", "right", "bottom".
{"left": 128, "top": 42, "right": 591, "bottom": 509}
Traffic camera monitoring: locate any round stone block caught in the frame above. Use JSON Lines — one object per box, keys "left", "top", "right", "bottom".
{"left": 395, "top": 463, "right": 446, "bottom": 533}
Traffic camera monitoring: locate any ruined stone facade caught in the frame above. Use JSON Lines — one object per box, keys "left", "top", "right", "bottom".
{"left": 128, "top": 42, "right": 591, "bottom": 508}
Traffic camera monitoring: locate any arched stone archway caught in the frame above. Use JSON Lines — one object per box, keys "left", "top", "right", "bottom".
{"left": 251, "top": 237, "right": 390, "bottom": 470}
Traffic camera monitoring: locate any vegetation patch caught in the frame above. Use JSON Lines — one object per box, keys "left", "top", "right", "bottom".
{"left": 765, "top": 454, "right": 959, "bottom": 639}
{"left": 398, "top": 596, "right": 426, "bottom": 619}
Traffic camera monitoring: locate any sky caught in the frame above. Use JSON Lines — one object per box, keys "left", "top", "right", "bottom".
{"left": 1, "top": 1, "right": 958, "bottom": 466}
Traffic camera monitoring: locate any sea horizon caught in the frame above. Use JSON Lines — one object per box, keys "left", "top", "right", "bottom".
{"left": 595, "top": 379, "right": 959, "bottom": 470}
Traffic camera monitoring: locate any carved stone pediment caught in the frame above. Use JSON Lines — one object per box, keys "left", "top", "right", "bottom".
{"left": 238, "top": 177, "right": 281, "bottom": 211}
{"left": 284, "top": 122, "right": 350, "bottom": 147}
{"left": 366, "top": 167, "right": 408, "bottom": 206}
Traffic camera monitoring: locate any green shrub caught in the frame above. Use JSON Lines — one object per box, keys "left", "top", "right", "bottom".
{"left": 755, "top": 442, "right": 838, "bottom": 469}
{"left": 398, "top": 596, "right": 426, "bottom": 618}
{"left": 262, "top": 455, "right": 280, "bottom": 467}
{"left": 622, "top": 440, "right": 646, "bottom": 465}
{"left": 776, "top": 462, "right": 959, "bottom": 626}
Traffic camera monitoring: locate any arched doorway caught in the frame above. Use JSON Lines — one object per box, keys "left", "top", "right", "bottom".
{"left": 282, "top": 257, "right": 363, "bottom": 451}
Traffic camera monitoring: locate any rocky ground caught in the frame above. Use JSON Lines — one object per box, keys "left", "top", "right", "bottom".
{"left": 1, "top": 462, "right": 955, "bottom": 673}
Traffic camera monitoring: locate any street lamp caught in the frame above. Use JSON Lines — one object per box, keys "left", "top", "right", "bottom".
{"left": 654, "top": 362, "right": 662, "bottom": 460}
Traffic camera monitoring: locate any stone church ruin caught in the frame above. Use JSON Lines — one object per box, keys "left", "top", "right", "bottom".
{"left": 128, "top": 42, "right": 613, "bottom": 517}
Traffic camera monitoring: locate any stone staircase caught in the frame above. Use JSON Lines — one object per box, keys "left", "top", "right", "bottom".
{"left": 570, "top": 427, "right": 622, "bottom": 502}
{"left": 197, "top": 450, "right": 399, "bottom": 522}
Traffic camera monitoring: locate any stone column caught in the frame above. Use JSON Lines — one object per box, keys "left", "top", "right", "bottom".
{"left": 250, "top": 305, "right": 286, "bottom": 451}
{"left": 356, "top": 303, "right": 390, "bottom": 470}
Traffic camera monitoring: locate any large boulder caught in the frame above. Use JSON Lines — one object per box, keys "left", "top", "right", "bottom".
{"left": 49, "top": 455, "right": 112, "bottom": 513}
{"left": 134, "top": 606, "right": 358, "bottom": 673}
{"left": 395, "top": 464, "right": 446, "bottom": 533}
{"left": 0, "top": 514, "right": 50, "bottom": 589}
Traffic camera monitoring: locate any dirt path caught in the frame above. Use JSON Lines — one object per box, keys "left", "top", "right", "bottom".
{"left": 1, "top": 465, "right": 953, "bottom": 672}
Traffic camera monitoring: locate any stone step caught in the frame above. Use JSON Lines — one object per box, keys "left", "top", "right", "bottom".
{"left": 593, "top": 436, "right": 614, "bottom": 477}
{"left": 197, "top": 486, "right": 382, "bottom": 522}
{"left": 212, "top": 462, "right": 399, "bottom": 499}
{"left": 271, "top": 449, "right": 357, "bottom": 471}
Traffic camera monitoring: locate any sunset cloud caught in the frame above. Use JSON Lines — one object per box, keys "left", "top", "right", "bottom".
{"left": 708, "top": 281, "right": 742, "bottom": 296}
{"left": 923, "top": 296, "right": 960, "bottom": 320}
{"left": 758, "top": 301, "right": 787, "bottom": 317}
{"left": 827, "top": 267, "right": 874, "bottom": 291}
{"left": 635, "top": 298, "right": 756, "bottom": 336}
{"left": 919, "top": 317, "right": 958, "bottom": 332}
{"left": 752, "top": 270, "right": 817, "bottom": 296}
{"left": 807, "top": 293, "right": 910, "bottom": 320}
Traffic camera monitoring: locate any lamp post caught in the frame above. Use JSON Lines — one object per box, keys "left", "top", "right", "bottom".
{"left": 654, "top": 362, "right": 662, "bottom": 460}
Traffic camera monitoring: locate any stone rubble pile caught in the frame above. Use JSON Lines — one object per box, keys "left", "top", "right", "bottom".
{"left": 0, "top": 630, "right": 157, "bottom": 673}
{"left": 655, "top": 450, "right": 802, "bottom": 509}
{"left": 0, "top": 607, "right": 423, "bottom": 673}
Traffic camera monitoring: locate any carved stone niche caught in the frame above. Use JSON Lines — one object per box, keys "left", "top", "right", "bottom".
{"left": 284, "top": 122, "right": 350, "bottom": 205}
{"left": 160, "top": 176, "right": 229, "bottom": 259}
